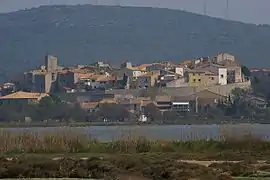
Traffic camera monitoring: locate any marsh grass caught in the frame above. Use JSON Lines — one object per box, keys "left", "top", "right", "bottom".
{"left": 0, "top": 129, "right": 90, "bottom": 154}
{"left": 0, "top": 127, "right": 270, "bottom": 155}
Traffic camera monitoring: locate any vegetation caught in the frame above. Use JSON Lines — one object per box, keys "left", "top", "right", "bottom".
{"left": 1, "top": 130, "right": 270, "bottom": 179}
{"left": 141, "top": 88, "right": 270, "bottom": 123}
{"left": 0, "top": 96, "right": 88, "bottom": 122}
{"left": 0, "top": 129, "right": 269, "bottom": 156}
{"left": 251, "top": 74, "right": 270, "bottom": 98}
{"left": 1, "top": 5, "right": 270, "bottom": 81}
{"left": 0, "top": 155, "right": 230, "bottom": 179}
{"left": 1, "top": 87, "right": 270, "bottom": 124}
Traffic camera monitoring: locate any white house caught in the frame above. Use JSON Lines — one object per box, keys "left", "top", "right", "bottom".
{"left": 218, "top": 68, "right": 228, "bottom": 85}
{"left": 175, "top": 67, "right": 184, "bottom": 76}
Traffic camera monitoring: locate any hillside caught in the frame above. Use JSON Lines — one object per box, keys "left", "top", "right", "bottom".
{"left": 1, "top": 5, "right": 270, "bottom": 78}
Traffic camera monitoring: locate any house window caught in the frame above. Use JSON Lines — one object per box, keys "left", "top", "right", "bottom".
{"left": 193, "top": 79, "right": 196, "bottom": 82}
{"left": 173, "top": 104, "right": 190, "bottom": 112}
{"left": 221, "top": 74, "right": 224, "bottom": 78}
{"left": 198, "top": 79, "right": 201, "bottom": 82}
{"left": 193, "top": 73, "right": 195, "bottom": 76}
{"left": 211, "top": 77, "right": 214, "bottom": 80}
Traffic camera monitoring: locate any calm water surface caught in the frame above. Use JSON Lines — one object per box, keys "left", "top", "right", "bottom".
{"left": 2, "top": 124, "right": 270, "bottom": 141}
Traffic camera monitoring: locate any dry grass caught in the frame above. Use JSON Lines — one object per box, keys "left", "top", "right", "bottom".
{"left": 0, "top": 129, "right": 90, "bottom": 154}
{"left": 0, "top": 127, "right": 270, "bottom": 156}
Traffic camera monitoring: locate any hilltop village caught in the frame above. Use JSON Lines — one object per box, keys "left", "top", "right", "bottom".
{"left": 0, "top": 52, "right": 268, "bottom": 123}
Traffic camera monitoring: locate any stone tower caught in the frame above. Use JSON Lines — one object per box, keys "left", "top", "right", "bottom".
{"left": 45, "top": 55, "right": 58, "bottom": 72}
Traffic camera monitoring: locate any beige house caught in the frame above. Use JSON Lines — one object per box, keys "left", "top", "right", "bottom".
{"left": 192, "top": 60, "right": 243, "bottom": 84}
{"left": 136, "top": 72, "right": 159, "bottom": 88}
{"left": 0, "top": 91, "right": 49, "bottom": 104}
{"left": 215, "top": 54, "right": 243, "bottom": 83}
{"left": 188, "top": 70, "right": 218, "bottom": 87}
{"left": 226, "top": 65, "right": 243, "bottom": 83}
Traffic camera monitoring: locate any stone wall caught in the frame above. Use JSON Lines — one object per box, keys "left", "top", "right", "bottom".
{"left": 163, "top": 81, "right": 251, "bottom": 97}
{"left": 107, "top": 81, "right": 251, "bottom": 97}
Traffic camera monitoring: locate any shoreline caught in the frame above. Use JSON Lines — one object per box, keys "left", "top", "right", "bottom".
{"left": 0, "top": 121, "right": 266, "bottom": 128}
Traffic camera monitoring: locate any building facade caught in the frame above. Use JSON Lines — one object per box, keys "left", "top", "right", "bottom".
{"left": 45, "top": 55, "right": 58, "bottom": 72}
{"left": 136, "top": 74, "right": 156, "bottom": 88}
{"left": 227, "top": 66, "right": 243, "bottom": 83}
{"left": 216, "top": 53, "right": 235, "bottom": 63}
{"left": 188, "top": 71, "right": 218, "bottom": 87}
{"left": 218, "top": 68, "right": 228, "bottom": 85}
{"left": 154, "top": 95, "right": 172, "bottom": 112}
{"left": 58, "top": 71, "right": 79, "bottom": 88}
{"left": 34, "top": 72, "right": 52, "bottom": 93}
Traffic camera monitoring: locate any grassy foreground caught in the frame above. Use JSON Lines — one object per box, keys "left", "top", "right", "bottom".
{"left": 0, "top": 129, "right": 270, "bottom": 156}
{"left": 1, "top": 129, "right": 270, "bottom": 179}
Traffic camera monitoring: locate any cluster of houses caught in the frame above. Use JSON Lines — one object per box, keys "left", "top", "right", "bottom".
{"left": 20, "top": 52, "right": 244, "bottom": 94}
{"left": 0, "top": 52, "right": 268, "bottom": 120}
{"left": 0, "top": 88, "right": 227, "bottom": 115}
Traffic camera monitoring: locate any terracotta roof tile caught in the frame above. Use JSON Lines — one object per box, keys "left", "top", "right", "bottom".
{"left": 136, "top": 64, "right": 152, "bottom": 70}
{"left": 77, "top": 73, "right": 95, "bottom": 80}
{"left": 142, "top": 100, "right": 153, "bottom": 106}
{"left": 0, "top": 91, "right": 49, "bottom": 100}
{"left": 155, "top": 95, "right": 171, "bottom": 102}
{"left": 80, "top": 102, "right": 99, "bottom": 109}
{"left": 130, "top": 99, "right": 142, "bottom": 104}
{"left": 96, "top": 76, "right": 116, "bottom": 82}
{"left": 99, "top": 98, "right": 117, "bottom": 104}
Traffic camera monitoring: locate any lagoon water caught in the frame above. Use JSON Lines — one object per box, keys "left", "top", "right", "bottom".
{"left": 3, "top": 124, "right": 270, "bottom": 141}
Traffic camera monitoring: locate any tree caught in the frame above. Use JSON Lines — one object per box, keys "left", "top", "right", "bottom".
{"left": 97, "top": 104, "right": 130, "bottom": 121}
{"left": 231, "top": 88, "right": 244, "bottom": 99}
{"left": 50, "top": 94, "right": 62, "bottom": 104}
{"left": 39, "top": 96, "right": 54, "bottom": 108}
{"left": 222, "top": 88, "right": 256, "bottom": 118}
{"left": 35, "top": 96, "right": 55, "bottom": 121}
{"left": 0, "top": 104, "right": 25, "bottom": 122}
{"left": 241, "top": 65, "right": 250, "bottom": 77}
{"left": 162, "top": 111, "right": 180, "bottom": 122}
{"left": 144, "top": 103, "right": 162, "bottom": 121}
{"left": 69, "top": 103, "right": 88, "bottom": 122}
{"left": 251, "top": 76, "right": 270, "bottom": 97}
{"left": 51, "top": 103, "right": 72, "bottom": 122}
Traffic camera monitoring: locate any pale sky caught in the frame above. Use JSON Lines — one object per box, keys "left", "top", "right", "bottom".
{"left": 0, "top": 0, "right": 270, "bottom": 24}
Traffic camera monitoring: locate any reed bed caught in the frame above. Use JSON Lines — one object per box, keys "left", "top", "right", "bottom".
{"left": 0, "top": 127, "right": 270, "bottom": 155}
